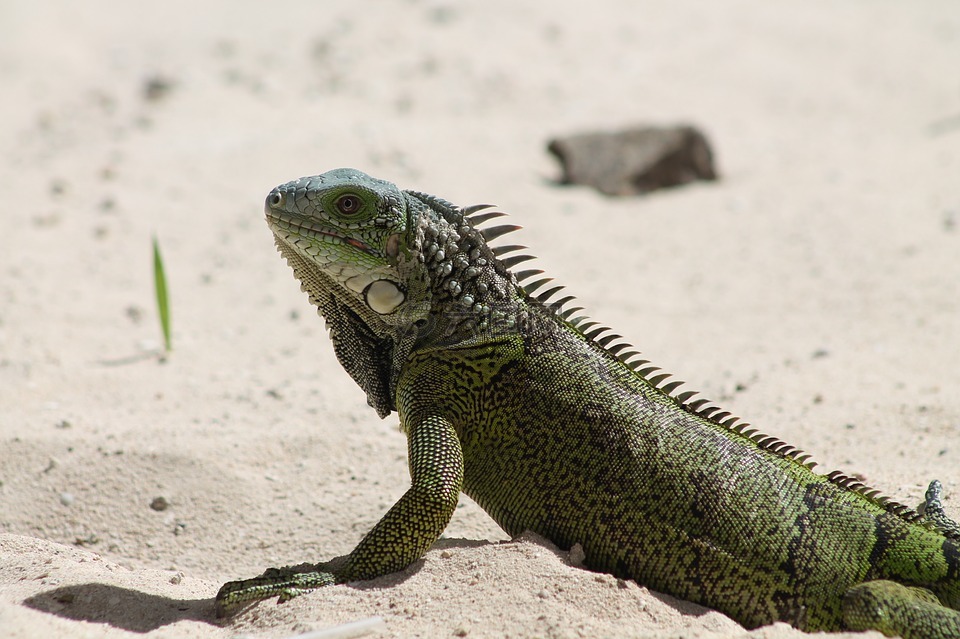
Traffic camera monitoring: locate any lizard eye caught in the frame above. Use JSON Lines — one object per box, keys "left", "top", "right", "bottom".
{"left": 335, "top": 194, "right": 362, "bottom": 216}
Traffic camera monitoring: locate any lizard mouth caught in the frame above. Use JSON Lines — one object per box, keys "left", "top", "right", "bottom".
{"left": 265, "top": 210, "right": 376, "bottom": 255}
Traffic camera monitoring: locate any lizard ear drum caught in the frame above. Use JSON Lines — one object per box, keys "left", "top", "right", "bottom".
{"left": 364, "top": 280, "right": 405, "bottom": 314}
{"left": 385, "top": 233, "right": 401, "bottom": 259}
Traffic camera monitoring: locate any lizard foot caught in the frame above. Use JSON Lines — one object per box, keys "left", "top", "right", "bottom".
{"left": 919, "top": 479, "right": 960, "bottom": 538}
{"left": 215, "top": 566, "right": 336, "bottom": 618}
{"left": 843, "top": 580, "right": 960, "bottom": 639}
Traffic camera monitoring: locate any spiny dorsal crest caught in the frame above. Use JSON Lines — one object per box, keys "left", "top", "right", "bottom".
{"left": 462, "top": 203, "right": 748, "bottom": 430}
{"left": 407, "top": 190, "right": 464, "bottom": 225}
{"left": 462, "top": 200, "right": 953, "bottom": 535}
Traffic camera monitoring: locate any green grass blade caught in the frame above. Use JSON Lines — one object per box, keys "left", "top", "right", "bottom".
{"left": 152, "top": 235, "right": 172, "bottom": 352}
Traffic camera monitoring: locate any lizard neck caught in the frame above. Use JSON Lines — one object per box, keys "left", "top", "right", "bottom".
{"left": 407, "top": 196, "right": 520, "bottom": 347}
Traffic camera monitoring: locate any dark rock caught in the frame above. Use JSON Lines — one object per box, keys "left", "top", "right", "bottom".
{"left": 547, "top": 125, "right": 718, "bottom": 196}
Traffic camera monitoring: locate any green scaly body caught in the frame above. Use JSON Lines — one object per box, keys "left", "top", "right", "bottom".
{"left": 216, "top": 168, "right": 960, "bottom": 638}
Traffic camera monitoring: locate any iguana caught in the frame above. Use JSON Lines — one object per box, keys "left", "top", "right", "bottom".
{"left": 216, "top": 168, "right": 960, "bottom": 637}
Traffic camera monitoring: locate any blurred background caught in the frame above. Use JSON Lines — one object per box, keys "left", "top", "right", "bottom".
{"left": 1, "top": 1, "right": 958, "bottom": 636}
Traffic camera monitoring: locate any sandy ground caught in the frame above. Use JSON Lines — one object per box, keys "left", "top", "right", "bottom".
{"left": 2, "top": 1, "right": 959, "bottom": 637}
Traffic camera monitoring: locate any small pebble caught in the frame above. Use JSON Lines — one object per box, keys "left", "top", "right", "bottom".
{"left": 143, "top": 76, "right": 174, "bottom": 102}
{"left": 568, "top": 542, "right": 586, "bottom": 567}
{"left": 59, "top": 492, "right": 74, "bottom": 506}
{"left": 150, "top": 496, "right": 170, "bottom": 511}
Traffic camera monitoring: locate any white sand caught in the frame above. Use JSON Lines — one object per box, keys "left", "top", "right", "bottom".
{"left": 1, "top": 1, "right": 958, "bottom": 637}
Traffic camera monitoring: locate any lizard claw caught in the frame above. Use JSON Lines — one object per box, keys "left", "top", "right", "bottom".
{"left": 215, "top": 567, "right": 337, "bottom": 618}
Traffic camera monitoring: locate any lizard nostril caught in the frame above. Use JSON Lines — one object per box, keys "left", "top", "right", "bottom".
{"left": 266, "top": 190, "right": 284, "bottom": 208}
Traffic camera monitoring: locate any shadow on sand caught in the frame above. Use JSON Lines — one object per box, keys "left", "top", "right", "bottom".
{"left": 23, "top": 583, "right": 215, "bottom": 633}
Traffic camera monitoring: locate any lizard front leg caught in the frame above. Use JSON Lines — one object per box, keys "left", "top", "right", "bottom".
{"left": 215, "top": 415, "right": 463, "bottom": 617}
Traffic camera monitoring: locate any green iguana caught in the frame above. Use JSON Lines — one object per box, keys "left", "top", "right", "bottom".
{"left": 216, "top": 168, "right": 960, "bottom": 638}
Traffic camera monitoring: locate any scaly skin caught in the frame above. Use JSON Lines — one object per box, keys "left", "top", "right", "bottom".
{"left": 216, "top": 168, "right": 960, "bottom": 637}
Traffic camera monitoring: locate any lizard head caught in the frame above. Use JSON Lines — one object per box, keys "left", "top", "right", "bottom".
{"left": 265, "top": 168, "right": 420, "bottom": 320}
{"left": 264, "top": 168, "right": 521, "bottom": 417}
{"left": 265, "top": 168, "right": 440, "bottom": 418}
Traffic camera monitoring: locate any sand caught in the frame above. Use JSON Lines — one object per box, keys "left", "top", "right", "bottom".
{"left": 1, "top": 1, "right": 958, "bottom": 637}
